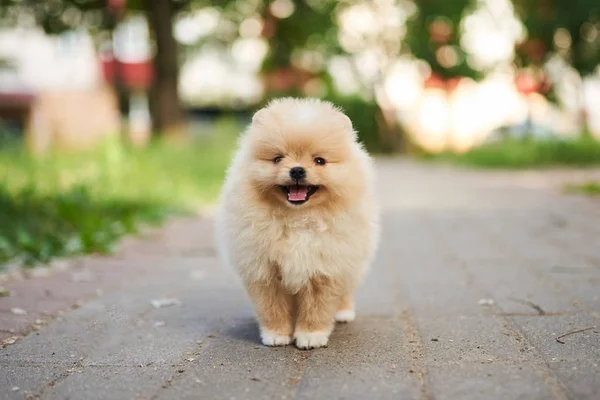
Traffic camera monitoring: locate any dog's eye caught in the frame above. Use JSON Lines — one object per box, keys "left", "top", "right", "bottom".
{"left": 273, "top": 156, "right": 283, "bottom": 164}
{"left": 314, "top": 157, "right": 326, "bottom": 165}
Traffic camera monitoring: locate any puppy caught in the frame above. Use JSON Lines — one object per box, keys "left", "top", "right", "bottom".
{"left": 216, "top": 98, "right": 379, "bottom": 349}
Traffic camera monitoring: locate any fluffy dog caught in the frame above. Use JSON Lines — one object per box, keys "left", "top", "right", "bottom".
{"left": 216, "top": 98, "right": 379, "bottom": 349}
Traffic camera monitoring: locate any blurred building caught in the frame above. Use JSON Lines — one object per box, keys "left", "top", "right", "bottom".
{"left": 0, "top": 27, "right": 120, "bottom": 152}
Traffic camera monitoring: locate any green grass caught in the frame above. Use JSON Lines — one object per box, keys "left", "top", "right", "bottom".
{"left": 564, "top": 181, "right": 600, "bottom": 196}
{"left": 422, "top": 136, "right": 600, "bottom": 168}
{"left": 0, "top": 118, "right": 238, "bottom": 268}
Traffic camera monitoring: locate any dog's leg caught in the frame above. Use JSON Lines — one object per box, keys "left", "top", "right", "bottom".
{"left": 294, "top": 276, "right": 340, "bottom": 349}
{"left": 247, "top": 280, "right": 294, "bottom": 346}
{"left": 335, "top": 295, "right": 356, "bottom": 323}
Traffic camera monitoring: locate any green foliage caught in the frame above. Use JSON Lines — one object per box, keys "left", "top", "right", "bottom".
{"left": 405, "top": 0, "right": 481, "bottom": 80}
{"left": 261, "top": 0, "right": 340, "bottom": 73}
{"left": 0, "top": 0, "right": 114, "bottom": 33}
{"left": 513, "top": 0, "right": 600, "bottom": 76}
{"left": 0, "top": 118, "right": 238, "bottom": 268}
{"left": 0, "top": 185, "right": 168, "bottom": 266}
{"left": 424, "top": 136, "right": 600, "bottom": 168}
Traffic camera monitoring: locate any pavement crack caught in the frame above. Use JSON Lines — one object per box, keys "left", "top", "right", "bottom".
{"left": 148, "top": 325, "right": 221, "bottom": 400}
{"left": 287, "top": 350, "right": 312, "bottom": 399}
{"left": 398, "top": 308, "right": 434, "bottom": 400}
{"left": 35, "top": 356, "right": 86, "bottom": 399}
{"left": 508, "top": 297, "right": 546, "bottom": 315}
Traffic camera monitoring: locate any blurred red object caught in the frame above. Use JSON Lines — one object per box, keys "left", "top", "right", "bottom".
{"left": 515, "top": 70, "right": 551, "bottom": 95}
{"left": 108, "top": 0, "right": 126, "bottom": 14}
{"left": 263, "top": 66, "right": 314, "bottom": 92}
{"left": 516, "top": 39, "right": 547, "bottom": 63}
{"left": 424, "top": 74, "right": 445, "bottom": 89}
{"left": 119, "top": 61, "right": 154, "bottom": 89}
{"left": 515, "top": 74, "right": 538, "bottom": 95}
{"left": 424, "top": 74, "right": 462, "bottom": 91}
{"left": 101, "top": 57, "right": 154, "bottom": 90}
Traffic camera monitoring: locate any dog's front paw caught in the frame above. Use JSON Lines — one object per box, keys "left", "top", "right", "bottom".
{"left": 335, "top": 309, "right": 356, "bottom": 323}
{"left": 294, "top": 331, "right": 330, "bottom": 349}
{"left": 260, "top": 330, "right": 292, "bottom": 346}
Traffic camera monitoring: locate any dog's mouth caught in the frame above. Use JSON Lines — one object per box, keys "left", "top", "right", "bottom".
{"left": 279, "top": 184, "right": 319, "bottom": 205}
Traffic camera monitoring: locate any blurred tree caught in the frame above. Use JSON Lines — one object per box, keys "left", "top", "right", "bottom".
{"left": 334, "top": 0, "right": 481, "bottom": 152}
{"left": 335, "top": 0, "right": 408, "bottom": 152}
{"left": 404, "top": 0, "right": 481, "bottom": 83}
{"left": 513, "top": 0, "right": 600, "bottom": 76}
{"left": 143, "top": 0, "right": 184, "bottom": 138}
{"left": 254, "top": 0, "right": 407, "bottom": 152}
{"left": 512, "top": 0, "right": 600, "bottom": 132}
{"left": 259, "top": 0, "right": 340, "bottom": 96}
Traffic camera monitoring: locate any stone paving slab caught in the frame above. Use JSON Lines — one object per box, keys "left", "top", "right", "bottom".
{"left": 1, "top": 159, "right": 600, "bottom": 400}
{"left": 427, "top": 363, "right": 558, "bottom": 400}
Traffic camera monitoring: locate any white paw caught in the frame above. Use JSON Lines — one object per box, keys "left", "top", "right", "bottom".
{"left": 260, "top": 330, "right": 291, "bottom": 346}
{"left": 294, "top": 330, "right": 330, "bottom": 349}
{"left": 335, "top": 309, "right": 356, "bottom": 323}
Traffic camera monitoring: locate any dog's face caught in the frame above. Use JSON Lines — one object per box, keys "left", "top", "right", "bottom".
{"left": 242, "top": 99, "right": 367, "bottom": 210}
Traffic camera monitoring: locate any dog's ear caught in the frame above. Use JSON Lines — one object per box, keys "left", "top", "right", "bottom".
{"left": 339, "top": 113, "right": 353, "bottom": 131}
{"left": 337, "top": 112, "right": 357, "bottom": 138}
{"left": 252, "top": 108, "right": 268, "bottom": 126}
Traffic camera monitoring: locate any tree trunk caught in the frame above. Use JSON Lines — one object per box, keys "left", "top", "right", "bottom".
{"left": 374, "top": 105, "right": 402, "bottom": 153}
{"left": 105, "top": 8, "right": 128, "bottom": 137}
{"left": 147, "top": 0, "right": 184, "bottom": 139}
{"left": 373, "top": 86, "right": 404, "bottom": 153}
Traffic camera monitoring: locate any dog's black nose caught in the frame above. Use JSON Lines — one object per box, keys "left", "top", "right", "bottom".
{"left": 289, "top": 167, "right": 306, "bottom": 180}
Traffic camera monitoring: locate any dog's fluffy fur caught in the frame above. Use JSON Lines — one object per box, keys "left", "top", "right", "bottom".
{"left": 215, "top": 98, "right": 379, "bottom": 349}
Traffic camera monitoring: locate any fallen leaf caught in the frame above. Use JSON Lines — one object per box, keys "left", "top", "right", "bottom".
{"left": 10, "top": 307, "right": 27, "bottom": 315}
{"left": 2, "top": 336, "right": 20, "bottom": 346}
{"left": 150, "top": 298, "right": 182, "bottom": 308}
{"left": 478, "top": 298, "right": 495, "bottom": 306}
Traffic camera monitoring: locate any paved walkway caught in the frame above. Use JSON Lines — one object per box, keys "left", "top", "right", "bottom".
{"left": 1, "top": 160, "right": 600, "bottom": 400}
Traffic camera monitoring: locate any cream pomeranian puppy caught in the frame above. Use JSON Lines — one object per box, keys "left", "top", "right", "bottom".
{"left": 215, "top": 98, "right": 379, "bottom": 349}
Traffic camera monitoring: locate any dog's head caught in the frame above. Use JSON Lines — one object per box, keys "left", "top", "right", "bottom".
{"left": 240, "top": 98, "right": 370, "bottom": 210}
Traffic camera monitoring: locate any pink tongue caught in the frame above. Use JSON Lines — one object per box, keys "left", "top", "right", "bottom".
{"left": 288, "top": 185, "right": 309, "bottom": 201}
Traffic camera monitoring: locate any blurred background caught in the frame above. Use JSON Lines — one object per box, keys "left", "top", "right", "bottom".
{"left": 1, "top": 0, "right": 600, "bottom": 269}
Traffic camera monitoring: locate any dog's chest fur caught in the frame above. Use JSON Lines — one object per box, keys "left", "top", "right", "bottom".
{"left": 260, "top": 212, "right": 357, "bottom": 292}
